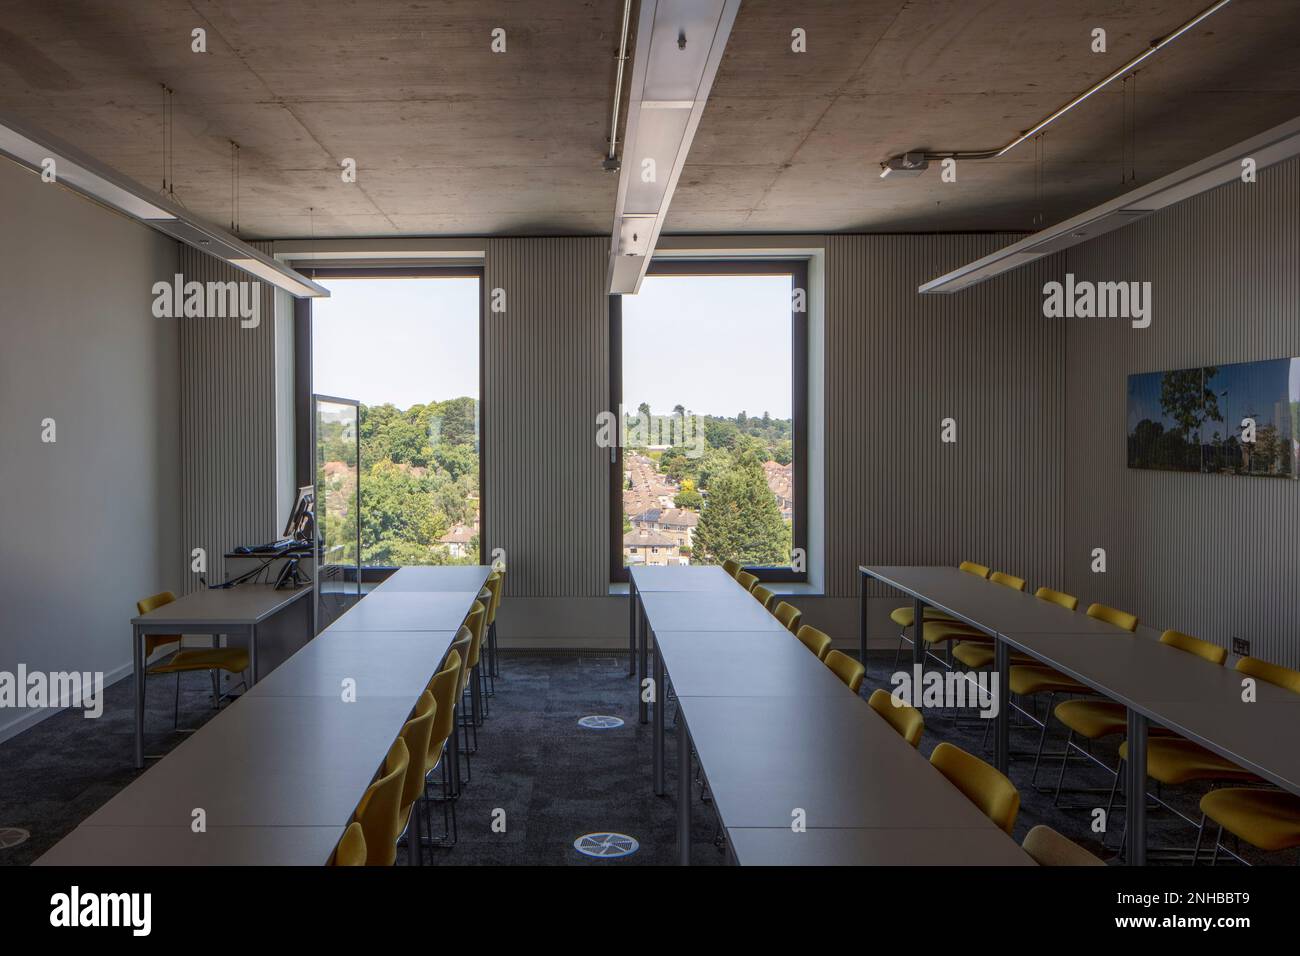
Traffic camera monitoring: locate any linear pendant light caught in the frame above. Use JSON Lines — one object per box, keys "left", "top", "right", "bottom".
{"left": 0, "top": 110, "right": 328, "bottom": 298}
{"left": 918, "top": 114, "right": 1300, "bottom": 294}
{"left": 606, "top": 0, "right": 741, "bottom": 295}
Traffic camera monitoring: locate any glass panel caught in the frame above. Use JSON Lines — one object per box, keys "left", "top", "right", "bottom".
{"left": 314, "top": 396, "right": 360, "bottom": 631}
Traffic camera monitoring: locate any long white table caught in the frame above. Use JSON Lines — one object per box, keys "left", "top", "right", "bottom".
{"left": 860, "top": 564, "right": 1300, "bottom": 865}
{"left": 639, "top": 565, "right": 1031, "bottom": 866}
{"left": 39, "top": 565, "right": 490, "bottom": 866}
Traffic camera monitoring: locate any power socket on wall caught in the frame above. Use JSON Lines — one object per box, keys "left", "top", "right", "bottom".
{"left": 1232, "top": 636, "right": 1250, "bottom": 657}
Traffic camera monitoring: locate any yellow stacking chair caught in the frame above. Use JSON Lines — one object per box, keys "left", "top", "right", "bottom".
{"left": 1236, "top": 656, "right": 1300, "bottom": 694}
{"left": 443, "top": 628, "right": 473, "bottom": 796}
{"left": 1021, "top": 825, "right": 1105, "bottom": 866}
{"left": 137, "top": 591, "right": 251, "bottom": 730}
{"left": 466, "top": 596, "right": 489, "bottom": 729}
{"left": 331, "top": 822, "right": 367, "bottom": 866}
{"left": 953, "top": 586, "right": 1077, "bottom": 670}
{"left": 483, "top": 569, "right": 504, "bottom": 694}
{"left": 825, "top": 650, "right": 865, "bottom": 694}
{"left": 795, "top": 624, "right": 833, "bottom": 661}
{"left": 735, "top": 571, "right": 759, "bottom": 593}
{"left": 1196, "top": 788, "right": 1300, "bottom": 864}
{"left": 772, "top": 601, "right": 802, "bottom": 634}
{"left": 867, "top": 689, "right": 924, "bottom": 748}
{"left": 908, "top": 570, "right": 1027, "bottom": 668}
{"left": 397, "top": 691, "right": 437, "bottom": 866}
{"left": 930, "top": 742, "right": 1020, "bottom": 834}
{"left": 750, "top": 585, "right": 777, "bottom": 610}
{"left": 890, "top": 560, "right": 989, "bottom": 666}
{"left": 354, "top": 738, "right": 410, "bottom": 866}
{"left": 722, "top": 559, "right": 742, "bottom": 578}
{"left": 424, "top": 650, "right": 464, "bottom": 847}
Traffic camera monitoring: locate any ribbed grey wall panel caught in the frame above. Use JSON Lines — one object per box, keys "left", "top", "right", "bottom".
{"left": 483, "top": 237, "right": 609, "bottom": 597}
{"left": 825, "top": 235, "right": 1065, "bottom": 599}
{"left": 1064, "top": 157, "right": 1300, "bottom": 667}
{"left": 177, "top": 242, "right": 279, "bottom": 592}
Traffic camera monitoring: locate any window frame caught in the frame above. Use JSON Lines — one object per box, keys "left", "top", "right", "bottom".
{"left": 609, "top": 258, "right": 809, "bottom": 584}
{"left": 294, "top": 266, "right": 486, "bottom": 577}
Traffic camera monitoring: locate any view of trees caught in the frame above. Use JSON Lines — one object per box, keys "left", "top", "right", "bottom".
{"left": 317, "top": 397, "right": 480, "bottom": 567}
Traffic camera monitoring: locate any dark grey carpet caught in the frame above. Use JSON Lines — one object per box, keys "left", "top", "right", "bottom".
{"left": 0, "top": 650, "right": 1284, "bottom": 866}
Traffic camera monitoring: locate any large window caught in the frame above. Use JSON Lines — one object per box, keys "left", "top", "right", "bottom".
{"left": 303, "top": 270, "right": 482, "bottom": 568}
{"left": 611, "top": 260, "right": 808, "bottom": 582}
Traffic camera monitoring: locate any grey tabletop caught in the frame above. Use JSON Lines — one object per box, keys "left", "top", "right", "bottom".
{"left": 326, "top": 591, "right": 481, "bottom": 632}
{"left": 727, "top": 826, "right": 1035, "bottom": 866}
{"left": 640, "top": 590, "right": 787, "bottom": 633}
{"left": 631, "top": 565, "right": 734, "bottom": 592}
{"left": 248, "top": 629, "right": 457, "bottom": 699}
{"left": 861, "top": 566, "right": 1127, "bottom": 637}
{"left": 82, "top": 695, "right": 414, "bottom": 829}
{"left": 373, "top": 565, "right": 492, "bottom": 593}
{"left": 35, "top": 825, "right": 345, "bottom": 867}
{"left": 656, "top": 630, "right": 853, "bottom": 697}
{"left": 678, "top": 693, "right": 1015, "bottom": 831}
{"left": 130, "top": 583, "right": 312, "bottom": 628}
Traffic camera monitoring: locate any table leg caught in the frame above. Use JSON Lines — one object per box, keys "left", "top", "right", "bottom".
{"left": 911, "top": 596, "right": 926, "bottom": 666}
{"left": 1126, "top": 709, "right": 1148, "bottom": 866}
{"left": 677, "top": 713, "right": 691, "bottom": 866}
{"left": 994, "top": 637, "right": 1010, "bottom": 774}
{"left": 858, "top": 570, "right": 868, "bottom": 668}
{"left": 133, "top": 624, "right": 145, "bottom": 769}
{"left": 638, "top": 606, "right": 649, "bottom": 724}
{"left": 249, "top": 624, "right": 259, "bottom": 684}
{"left": 653, "top": 642, "right": 665, "bottom": 795}
{"left": 628, "top": 580, "right": 637, "bottom": 677}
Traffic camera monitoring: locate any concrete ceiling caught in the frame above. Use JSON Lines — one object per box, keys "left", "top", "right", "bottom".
{"left": 1, "top": 0, "right": 1298, "bottom": 239}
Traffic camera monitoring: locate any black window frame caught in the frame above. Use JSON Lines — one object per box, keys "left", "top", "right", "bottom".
{"left": 294, "top": 265, "right": 486, "bottom": 579}
{"left": 609, "top": 258, "right": 809, "bottom": 584}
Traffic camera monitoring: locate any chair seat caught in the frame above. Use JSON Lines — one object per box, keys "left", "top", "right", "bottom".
{"left": 921, "top": 621, "right": 986, "bottom": 646}
{"left": 1009, "top": 664, "right": 1090, "bottom": 696}
{"left": 952, "top": 643, "right": 1036, "bottom": 669}
{"left": 1119, "top": 738, "right": 1261, "bottom": 786}
{"left": 1054, "top": 699, "right": 1127, "bottom": 738}
{"left": 149, "top": 647, "right": 250, "bottom": 675}
{"left": 890, "top": 606, "right": 955, "bottom": 629}
{"left": 1200, "top": 788, "right": 1300, "bottom": 852}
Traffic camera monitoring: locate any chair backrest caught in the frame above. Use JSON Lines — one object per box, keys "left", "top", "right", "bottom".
{"left": 483, "top": 572, "right": 503, "bottom": 625}
{"left": 773, "top": 601, "right": 802, "bottom": 634}
{"left": 426, "top": 651, "right": 461, "bottom": 768}
{"left": 1086, "top": 603, "right": 1139, "bottom": 632}
{"left": 1236, "top": 656, "right": 1300, "bottom": 695}
{"left": 795, "top": 624, "right": 833, "bottom": 661}
{"left": 1034, "top": 586, "right": 1078, "bottom": 611}
{"left": 399, "top": 691, "right": 437, "bottom": 811}
{"left": 867, "top": 689, "right": 924, "bottom": 748}
{"left": 958, "top": 561, "right": 991, "bottom": 578}
{"left": 465, "top": 601, "right": 487, "bottom": 668}
{"left": 137, "top": 591, "right": 176, "bottom": 615}
{"left": 1160, "top": 629, "right": 1226, "bottom": 666}
{"left": 722, "top": 559, "right": 741, "bottom": 578}
{"left": 448, "top": 627, "right": 474, "bottom": 694}
{"left": 989, "top": 571, "right": 1026, "bottom": 592}
{"left": 750, "top": 585, "right": 776, "bottom": 610}
{"left": 929, "top": 742, "right": 1020, "bottom": 834}
{"left": 354, "top": 738, "right": 409, "bottom": 866}
{"left": 1021, "top": 825, "right": 1105, "bottom": 866}
{"left": 332, "top": 821, "right": 367, "bottom": 866}
{"left": 735, "top": 571, "right": 759, "bottom": 592}
{"left": 824, "top": 649, "right": 865, "bottom": 694}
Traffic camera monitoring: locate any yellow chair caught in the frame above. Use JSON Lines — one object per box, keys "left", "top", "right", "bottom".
{"left": 930, "top": 742, "right": 1020, "bottom": 834}
{"left": 424, "top": 650, "right": 464, "bottom": 846}
{"left": 466, "top": 597, "right": 489, "bottom": 728}
{"left": 989, "top": 571, "right": 1026, "bottom": 592}
{"left": 1021, "top": 825, "right": 1105, "bottom": 866}
{"left": 443, "top": 628, "right": 473, "bottom": 793}
{"left": 396, "top": 690, "right": 437, "bottom": 866}
{"left": 722, "top": 559, "right": 742, "bottom": 578}
{"left": 1235, "top": 656, "right": 1300, "bottom": 694}
{"left": 1159, "top": 629, "right": 1226, "bottom": 665}
{"left": 354, "top": 738, "right": 409, "bottom": 866}
{"left": 750, "top": 585, "right": 776, "bottom": 610}
{"left": 331, "top": 821, "right": 367, "bottom": 866}
{"left": 1086, "top": 603, "right": 1139, "bottom": 632}
{"left": 137, "top": 591, "right": 251, "bottom": 730}
{"left": 795, "top": 624, "right": 833, "bottom": 661}
{"left": 772, "top": 601, "right": 802, "bottom": 634}
{"left": 483, "top": 569, "right": 504, "bottom": 693}
{"left": 909, "top": 571, "right": 1028, "bottom": 664}
{"left": 825, "top": 649, "right": 865, "bottom": 694}
{"left": 1196, "top": 788, "right": 1300, "bottom": 863}
{"left": 954, "top": 579, "right": 1074, "bottom": 669}
{"left": 735, "top": 571, "right": 759, "bottom": 592}
{"left": 887, "top": 560, "right": 988, "bottom": 640}
{"left": 867, "top": 688, "right": 924, "bottom": 747}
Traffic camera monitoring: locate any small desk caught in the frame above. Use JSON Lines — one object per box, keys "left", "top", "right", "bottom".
{"left": 131, "top": 584, "right": 312, "bottom": 768}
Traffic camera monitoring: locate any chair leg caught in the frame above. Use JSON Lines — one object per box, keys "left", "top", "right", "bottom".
{"left": 1192, "top": 812, "right": 1207, "bottom": 866}
{"left": 1210, "top": 825, "right": 1224, "bottom": 866}
{"left": 1103, "top": 757, "right": 1124, "bottom": 850}
{"left": 893, "top": 630, "right": 907, "bottom": 670}
{"left": 1052, "top": 729, "right": 1074, "bottom": 806}
{"left": 210, "top": 669, "right": 220, "bottom": 709}
{"left": 1029, "top": 693, "right": 1055, "bottom": 787}
{"left": 172, "top": 672, "right": 181, "bottom": 730}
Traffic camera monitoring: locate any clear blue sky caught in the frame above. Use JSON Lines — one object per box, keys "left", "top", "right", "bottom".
{"left": 311, "top": 272, "right": 793, "bottom": 419}
{"left": 312, "top": 276, "right": 480, "bottom": 409}
{"left": 622, "top": 274, "right": 793, "bottom": 419}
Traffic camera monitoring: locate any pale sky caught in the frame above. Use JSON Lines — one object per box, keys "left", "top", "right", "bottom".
{"left": 622, "top": 274, "right": 793, "bottom": 419}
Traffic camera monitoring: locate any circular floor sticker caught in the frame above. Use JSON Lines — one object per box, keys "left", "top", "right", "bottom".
{"left": 574, "top": 832, "right": 639, "bottom": 858}
{"left": 577, "top": 715, "right": 625, "bottom": 729}
{"left": 0, "top": 828, "right": 30, "bottom": 850}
